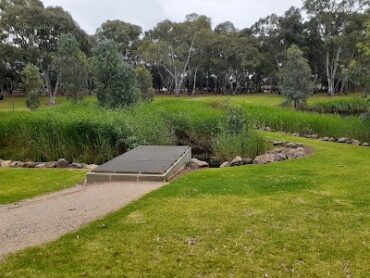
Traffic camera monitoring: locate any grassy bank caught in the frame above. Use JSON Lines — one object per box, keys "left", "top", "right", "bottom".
{"left": 0, "top": 169, "right": 86, "bottom": 204}
{"left": 1, "top": 134, "right": 369, "bottom": 276}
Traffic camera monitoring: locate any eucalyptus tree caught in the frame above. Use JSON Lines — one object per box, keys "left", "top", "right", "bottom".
{"left": 303, "top": 0, "right": 370, "bottom": 95}
{"left": 95, "top": 20, "right": 142, "bottom": 64}
{"left": 139, "top": 15, "right": 212, "bottom": 96}
{"left": 0, "top": 0, "right": 90, "bottom": 104}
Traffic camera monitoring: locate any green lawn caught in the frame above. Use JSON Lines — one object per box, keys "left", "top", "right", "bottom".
{"left": 0, "top": 93, "right": 359, "bottom": 111}
{"left": 1, "top": 134, "right": 369, "bottom": 277}
{"left": 0, "top": 169, "right": 86, "bottom": 204}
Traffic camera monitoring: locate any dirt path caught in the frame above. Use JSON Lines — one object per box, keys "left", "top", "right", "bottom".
{"left": 0, "top": 182, "right": 165, "bottom": 260}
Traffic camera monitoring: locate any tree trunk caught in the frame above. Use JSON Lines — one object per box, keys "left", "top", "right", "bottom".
{"left": 326, "top": 47, "right": 342, "bottom": 96}
{"left": 192, "top": 67, "right": 198, "bottom": 95}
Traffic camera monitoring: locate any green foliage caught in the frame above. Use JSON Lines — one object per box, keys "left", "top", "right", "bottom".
{"left": 135, "top": 66, "right": 154, "bottom": 102}
{"left": 212, "top": 130, "right": 268, "bottom": 161}
{"left": 21, "top": 64, "right": 43, "bottom": 110}
{"left": 55, "top": 33, "right": 88, "bottom": 103}
{"left": 280, "top": 45, "right": 313, "bottom": 108}
{"left": 92, "top": 40, "right": 140, "bottom": 108}
{"left": 305, "top": 98, "right": 370, "bottom": 115}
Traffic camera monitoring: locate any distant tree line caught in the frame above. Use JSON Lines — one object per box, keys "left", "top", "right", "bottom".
{"left": 0, "top": 0, "right": 369, "bottom": 107}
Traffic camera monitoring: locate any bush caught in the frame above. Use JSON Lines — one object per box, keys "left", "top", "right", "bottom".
{"left": 93, "top": 40, "right": 140, "bottom": 108}
{"left": 21, "top": 64, "right": 43, "bottom": 110}
{"left": 135, "top": 66, "right": 155, "bottom": 102}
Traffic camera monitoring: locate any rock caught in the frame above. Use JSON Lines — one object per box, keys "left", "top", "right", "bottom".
{"left": 321, "top": 137, "right": 330, "bottom": 142}
{"left": 254, "top": 154, "right": 275, "bottom": 164}
{"left": 85, "top": 164, "right": 98, "bottom": 170}
{"left": 56, "top": 158, "right": 69, "bottom": 168}
{"left": 24, "top": 161, "right": 36, "bottom": 168}
{"left": 220, "top": 161, "right": 231, "bottom": 168}
{"left": 310, "top": 134, "right": 320, "bottom": 139}
{"left": 10, "top": 161, "right": 24, "bottom": 168}
{"left": 35, "top": 163, "right": 47, "bottom": 169}
{"left": 46, "top": 161, "right": 57, "bottom": 168}
{"left": 71, "top": 162, "right": 84, "bottom": 169}
{"left": 231, "top": 156, "right": 243, "bottom": 166}
{"left": 337, "top": 137, "right": 349, "bottom": 144}
{"left": 1, "top": 160, "right": 12, "bottom": 168}
{"left": 189, "top": 158, "right": 209, "bottom": 168}
{"left": 272, "top": 140, "right": 285, "bottom": 146}
{"left": 286, "top": 142, "right": 298, "bottom": 148}
{"left": 292, "top": 133, "right": 300, "bottom": 137}
{"left": 351, "top": 139, "right": 360, "bottom": 146}
{"left": 329, "top": 137, "right": 335, "bottom": 142}
{"left": 265, "top": 127, "right": 272, "bottom": 132}
{"left": 362, "top": 142, "right": 369, "bottom": 147}
{"left": 273, "top": 153, "right": 287, "bottom": 162}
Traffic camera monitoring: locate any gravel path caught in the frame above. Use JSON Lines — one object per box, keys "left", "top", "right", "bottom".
{"left": 0, "top": 182, "right": 165, "bottom": 260}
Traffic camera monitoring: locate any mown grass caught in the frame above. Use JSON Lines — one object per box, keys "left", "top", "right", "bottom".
{"left": 1, "top": 134, "right": 369, "bottom": 277}
{"left": 0, "top": 169, "right": 86, "bottom": 204}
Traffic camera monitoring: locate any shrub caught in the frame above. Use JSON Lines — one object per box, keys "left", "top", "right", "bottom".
{"left": 279, "top": 45, "right": 313, "bottom": 108}
{"left": 21, "top": 64, "right": 43, "bottom": 110}
{"left": 135, "top": 66, "right": 155, "bottom": 102}
{"left": 93, "top": 40, "right": 140, "bottom": 108}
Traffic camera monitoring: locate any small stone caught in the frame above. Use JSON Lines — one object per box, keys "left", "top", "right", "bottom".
{"left": 220, "top": 161, "right": 231, "bottom": 168}
{"left": 56, "top": 158, "right": 69, "bottom": 168}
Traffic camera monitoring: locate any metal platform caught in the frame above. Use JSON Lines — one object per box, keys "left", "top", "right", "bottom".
{"left": 87, "top": 146, "right": 191, "bottom": 183}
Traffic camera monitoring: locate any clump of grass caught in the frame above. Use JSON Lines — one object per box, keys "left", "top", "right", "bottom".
{"left": 243, "top": 104, "right": 370, "bottom": 141}
{"left": 304, "top": 98, "right": 370, "bottom": 115}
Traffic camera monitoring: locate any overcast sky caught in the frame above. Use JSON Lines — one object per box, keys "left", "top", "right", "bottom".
{"left": 41, "top": 0, "right": 303, "bottom": 34}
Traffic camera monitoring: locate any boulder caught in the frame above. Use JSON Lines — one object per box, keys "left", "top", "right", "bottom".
{"left": 321, "top": 137, "right": 330, "bottom": 142}
{"left": 265, "top": 127, "right": 273, "bottom": 132}
{"left": 273, "top": 153, "right": 287, "bottom": 162}
{"left": 24, "top": 161, "right": 36, "bottom": 168}
{"left": 190, "top": 158, "right": 209, "bottom": 168}
{"left": 1, "top": 160, "right": 12, "bottom": 168}
{"left": 254, "top": 154, "right": 275, "bottom": 164}
{"left": 46, "top": 161, "right": 57, "bottom": 168}
{"left": 351, "top": 139, "right": 360, "bottom": 146}
{"left": 310, "top": 134, "right": 320, "bottom": 139}
{"left": 286, "top": 142, "right": 298, "bottom": 148}
{"left": 362, "top": 142, "right": 369, "bottom": 147}
{"left": 10, "top": 161, "right": 24, "bottom": 168}
{"left": 56, "top": 158, "right": 69, "bottom": 168}
{"left": 220, "top": 161, "right": 231, "bottom": 168}
{"left": 231, "top": 156, "right": 242, "bottom": 166}
{"left": 272, "top": 140, "right": 285, "bottom": 146}
{"left": 35, "top": 163, "right": 47, "bottom": 169}
{"left": 337, "top": 137, "right": 349, "bottom": 144}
